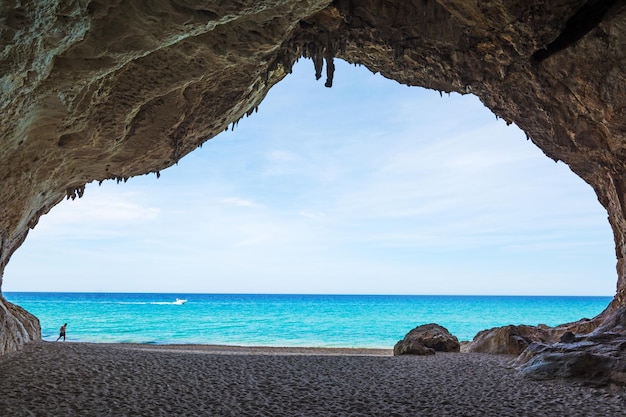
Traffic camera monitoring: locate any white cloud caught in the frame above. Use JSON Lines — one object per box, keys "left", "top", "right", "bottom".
{"left": 297, "top": 210, "right": 326, "bottom": 219}
{"left": 266, "top": 149, "right": 299, "bottom": 162}
{"left": 218, "top": 197, "right": 264, "bottom": 208}
{"left": 27, "top": 187, "right": 159, "bottom": 241}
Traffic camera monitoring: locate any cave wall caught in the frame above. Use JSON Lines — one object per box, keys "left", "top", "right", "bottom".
{"left": 1, "top": 0, "right": 625, "bottom": 354}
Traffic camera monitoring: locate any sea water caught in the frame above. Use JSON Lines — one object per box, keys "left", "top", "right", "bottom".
{"left": 3, "top": 292, "right": 612, "bottom": 348}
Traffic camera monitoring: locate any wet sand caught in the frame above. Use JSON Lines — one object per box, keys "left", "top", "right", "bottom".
{"left": 0, "top": 341, "right": 624, "bottom": 416}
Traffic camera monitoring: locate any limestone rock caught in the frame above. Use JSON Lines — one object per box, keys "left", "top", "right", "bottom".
{"left": 559, "top": 331, "right": 577, "bottom": 344}
{"left": 394, "top": 323, "right": 460, "bottom": 355}
{"left": 464, "top": 317, "right": 601, "bottom": 355}
{"left": 393, "top": 340, "right": 436, "bottom": 356}
{"left": 515, "top": 307, "right": 626, "bottom": 387}
{"left": 465, "top": 325, "right": 541, "bottom": 355}
{"left": 519, "top": 350, "right": 622, "bottom": 387}
{"left": 0, "top": 296, "right": 41, "bottom": 355}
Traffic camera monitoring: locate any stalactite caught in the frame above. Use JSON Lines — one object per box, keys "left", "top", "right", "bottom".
{"left": 299, "top": 36, "right": 337, "bottom": 88}
{"left": 65, "top": 185, "right": 85, "bottom": 200}
{"left": 312, "top": 44, "right": 324, "bottom": 80}
{"left": 324, "top": 45, "right": 335, "bottom": 88}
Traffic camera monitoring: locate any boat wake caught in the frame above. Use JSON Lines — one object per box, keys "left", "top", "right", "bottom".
{"left": 115, "top": 299, "right": 188, "bottom": 306}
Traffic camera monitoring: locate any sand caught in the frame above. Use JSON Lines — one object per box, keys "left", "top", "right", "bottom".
{"left": 0, "top": 342, "right": 624, "bottom": 416}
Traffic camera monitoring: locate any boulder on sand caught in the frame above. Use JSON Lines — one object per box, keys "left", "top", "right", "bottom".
{"left": 394, "top": 323, "right": 460, "bottom": 356}
{"left": 463, "top": 321, "right": 596, "bottom": 355}
{"left": 464, "top": 325, "right": 541, "bottom": 355}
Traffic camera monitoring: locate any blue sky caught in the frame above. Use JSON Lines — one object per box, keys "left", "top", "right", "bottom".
{"left": 4, "top": 59, "right": 617, "bottom": 295}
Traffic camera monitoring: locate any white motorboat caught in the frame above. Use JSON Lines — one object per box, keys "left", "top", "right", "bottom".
{"left": 173, "top": 298, "right": 187, "bottom": 305}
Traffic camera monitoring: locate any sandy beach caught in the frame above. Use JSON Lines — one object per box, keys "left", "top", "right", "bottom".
{"left": 0, "top": 342, "right": 624, "bottom": 416}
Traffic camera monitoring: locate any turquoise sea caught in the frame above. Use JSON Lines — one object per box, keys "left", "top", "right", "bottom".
{"left": 3, "top": 293, "right": 612, "bottom": 348}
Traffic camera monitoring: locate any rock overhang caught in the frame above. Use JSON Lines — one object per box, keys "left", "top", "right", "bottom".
{"left": 0, "top": 0, "right": 625, "bottom": 363}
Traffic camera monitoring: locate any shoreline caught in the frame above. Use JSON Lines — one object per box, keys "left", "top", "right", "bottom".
{"left": 104, "top": 341, "right": 394, "bottom": 356}
{"left": 1, "top": 341, "right": 625, "bottom": 416}
{"left": 40, "top": 337, "right": 397, "bottom": 352}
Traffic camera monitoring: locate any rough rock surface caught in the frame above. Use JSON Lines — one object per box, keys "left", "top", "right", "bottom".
{"left": 0, "top": 296, "right": 41, "bottom": 354}
{"left": 464, "top": 319, "right": 600, "bottom": 355}
{"left": 0, "top": 1, "right": 624, "bottom": 376}
{"left": 394, "top": 323, "right": 460, "bottom": 355}
{"left": 514, "top": 306, "right": 626, "bottom": 387}
{"left": 465, "top": 325, "right": 553, "bottom": 355}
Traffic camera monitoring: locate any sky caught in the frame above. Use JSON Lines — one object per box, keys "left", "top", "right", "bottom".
{"left": 3, "top": 59, "right": 617, "bottom": 295}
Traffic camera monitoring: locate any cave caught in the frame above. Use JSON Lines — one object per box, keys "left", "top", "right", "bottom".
{"left": 1, "top": 0, "right": 626, "bottom": 384}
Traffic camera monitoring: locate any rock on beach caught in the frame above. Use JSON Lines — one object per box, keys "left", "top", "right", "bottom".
{"left": 394, "top": 323, "right": 460, "bottom": 356}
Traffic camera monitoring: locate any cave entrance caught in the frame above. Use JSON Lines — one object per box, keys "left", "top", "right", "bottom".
{"left": 4, "top": 59, "right": 615, "bottom": 298}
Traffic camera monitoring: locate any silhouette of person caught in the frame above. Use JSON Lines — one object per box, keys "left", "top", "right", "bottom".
{"left": 56, "top": 323, "right": 67, "bottom": 341}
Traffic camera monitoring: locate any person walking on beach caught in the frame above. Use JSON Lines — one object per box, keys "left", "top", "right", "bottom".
{"left": 56, "top": 323, "right": 67, "bottom": 341}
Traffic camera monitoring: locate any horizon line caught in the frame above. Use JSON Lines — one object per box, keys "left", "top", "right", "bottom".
{"left": 3, "top": 291, "right": 614, "bottom": 298}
